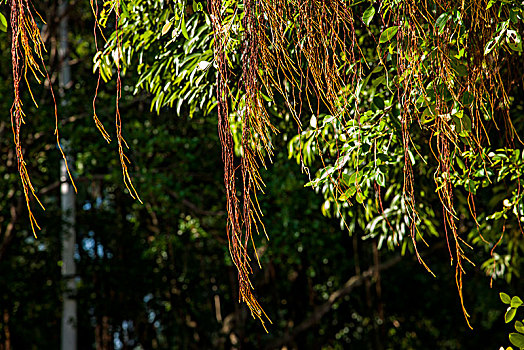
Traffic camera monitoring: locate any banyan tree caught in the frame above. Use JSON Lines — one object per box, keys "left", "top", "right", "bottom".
{"left": 1, "top": 0, "right": 524, "bottom": 330}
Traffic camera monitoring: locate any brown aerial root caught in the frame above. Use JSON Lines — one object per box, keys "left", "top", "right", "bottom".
{"left": 9, "top": 0, "right": 76, "bottom": 237}
{"left": 209, "top": 0, "right": 275, "bottom": 330}
{"left": 114, "top": 0, "right": 141, "bottom": 203}
{"left": 211, "top": 0, "right": 519, "bottom": 329}
{"left": 7, "top": 0, "right": 519, "bottom": 332}
{"left": 91, "top": 0, "right": 111, "bottom": 144}
{"left": 90, "top": 0, "right": 141, "bottom": 203}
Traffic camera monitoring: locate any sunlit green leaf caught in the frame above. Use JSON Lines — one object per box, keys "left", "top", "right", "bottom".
{"left": 512, "top": 296, "right": 523, "bottom": 308}
{"left": 501, "top": 292, "right": 512, "bottom": 304}
{"left": 0, "top": 12, "right": 7, "bottom": 32}
{"left": 181, "top": 14, "right": 189, "bottom": 40}
{"left": 161, "top": 21, "right": 172, "bottom": 36}
{"left": 362, "top": 5, "right": 375, "bottom": 26}
{"left": 379, "top": 26, "right": 398, "bottom": 44}
{"left": 435, "top": 12, "right": 451, "bottom": 34}
{"left": 506, "top": 308, "right": 517, "bottom": 323}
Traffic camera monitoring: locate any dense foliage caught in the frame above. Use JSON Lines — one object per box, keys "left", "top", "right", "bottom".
{"left": 96, "top": 0, "right": 524, "bottom": 327}
{"left": 0, "top": 0, "right": 524, "bottom": 348}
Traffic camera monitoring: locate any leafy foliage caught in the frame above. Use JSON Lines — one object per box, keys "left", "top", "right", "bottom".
{"left": 501, "top": 292, "right": 524, "bottom": 349}
{"left": 1, "top": 0, "right": 524, "bottom": 336}
{"left": 97, "top": 0, "right": 524, "bottom": 328}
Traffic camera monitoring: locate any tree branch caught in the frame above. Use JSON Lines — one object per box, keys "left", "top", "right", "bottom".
{"left": 0, "top": 198, "right": 23, "bottom": 261}
{"left": 166, "top": 189, "right": 226, "bottom": 217}
{"left": 265, "top": 242, "right": 445, "bottom": 349}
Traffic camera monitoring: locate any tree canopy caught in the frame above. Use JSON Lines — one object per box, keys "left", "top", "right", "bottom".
{"left": 95, "top": 0, "right": 524, "bottom": 328}
{"left": 0, "top": 0, "right": 524, "bottom": 346}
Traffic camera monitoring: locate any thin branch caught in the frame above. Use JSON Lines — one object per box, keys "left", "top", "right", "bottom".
{"left": 166, "top": 189, "right": 226, "bottom": 217}
{"left": 265, "top": 242, "right": 445, "bottom": 349}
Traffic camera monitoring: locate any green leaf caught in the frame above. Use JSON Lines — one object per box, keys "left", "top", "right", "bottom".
{"left": 456, "top": 156, "right": 466, "bottom": 172}
{"left": 193, "top": 1, "right": 203, "bottom": 12}
{"left": 421, "top": 105, "right": 436, "bottom": 124}
{"left": 465, "top": 179, "right": 477, "bottom": 194}
{"left": 161, "top": 21, "right": 172, "bottom": 36}
{"left": 362, "top": 5, "right": 375, "bottom": 26}
{"left": 462, "top": 91, "right": 474, "bottom": 106}
{"left": 379, "top": 26, "right": 399, "bottom": 44}
{"left": 501, "top": 292, "right": 512, "bottom": 304}
{"left": 181, "top": 14, "right": 189, "bottom": 40}
{"left": 512, "top": 296, "right": 523, "bottom": 308}
{"left": 355, "top": 192, "right": 365, "bottom": 204}
{"left": 372, "top": 75, "right": 385, "bottom": 88}
{"left": 506, "top": 308, "right": 517, "bottom": 323}
{"left": 485, "top": 37, "right": 500, "bottom": 55}
{"left": 342, "top": 171, "right": 362, "bottom": 187}
{"left": 515, "top": 321, "right": 524, "bottom": 333}
{"left": 454, "top": 114, "right": 471, "bottom": 135}
{"left": 339, "top": 186, "right": 357, "bottom": 201}
{"left": 371, "top": 65, "right": 384, "bottom": 73}
{"left": 506, "top": 30, "right": 522, "bottom": 52}
{"left": 435, "top": 12, "right": 451, "bottom": 34}
{"left": 376, "top": 172, "right": 385, "bottom": 187}
{"left": 373, "top": 96, "right": 385, "bottom": 109}
{"left": 310, "top": 115, "right": 317, "bottom": 128}
{"left": 0, "top": 12, "right": 7, "bottom": 33}
{"left": 510, "top": 333, "right": 524, "bottom": 348}
{"left": 484, "top": 22, "right": 509, "bottom": 56}
{"left": 451, "top": 58, "right": 468, "bottom": 77}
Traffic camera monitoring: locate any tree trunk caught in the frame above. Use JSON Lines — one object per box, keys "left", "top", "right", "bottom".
{"left": 59, "top": 0, "right": 77, "bottom": 349}
{"left": 2, "top": 309, "right": 11, "bottom": 350}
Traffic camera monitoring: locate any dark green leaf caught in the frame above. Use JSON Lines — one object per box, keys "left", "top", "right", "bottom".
{"left": 510, "top": 333, "right": 524, "bottom": 348}
{"left": 451, "top": 58, "right": 468, "bottom": 77}
{"left": 373, "top": 96, "right": 385, "bottom": 109}
{"left": 462, "top": 91, "right": 474, "bottom": 106}
{"left": 465, "top": 179, "right": 477, "bottom": 194}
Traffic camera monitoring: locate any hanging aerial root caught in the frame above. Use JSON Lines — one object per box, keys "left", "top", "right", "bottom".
{"left": 90, "top": 0, "right": 141, "bottom": 202}
{"left": 250, "top": 0, "right": 517, "bottom": 329}
{"left": 9, "top": 0, "right": 76, "bottom": 236}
